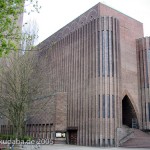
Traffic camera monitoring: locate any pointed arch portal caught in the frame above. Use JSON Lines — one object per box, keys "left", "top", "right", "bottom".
{"left": 122, "top": 95, "right": 138, "bottom": 128}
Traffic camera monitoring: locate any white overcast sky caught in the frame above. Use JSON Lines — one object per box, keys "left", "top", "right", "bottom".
{"left": 24, "top": 0, "right": 150, "bottom": 44}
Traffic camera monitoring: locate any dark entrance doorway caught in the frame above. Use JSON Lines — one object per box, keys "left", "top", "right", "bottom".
{"left": 122, "top": 95, "right": 138, "bottom": 128}
{"left": 68, "top": 129, "right": 77, "bottom": 145}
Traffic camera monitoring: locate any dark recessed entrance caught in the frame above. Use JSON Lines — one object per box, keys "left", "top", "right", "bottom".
{"left": 67, "top": 127, "right": 77, "bottom": 145}
{"left": 122, "top": 95, "right": 138, "bottom": 128}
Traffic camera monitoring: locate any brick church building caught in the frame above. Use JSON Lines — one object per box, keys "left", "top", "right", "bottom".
{"left": 1, "top": 2, "right": 150, "bottom": 147}
{"left": 27, "top": 2, "right": 150, "bottom": 147}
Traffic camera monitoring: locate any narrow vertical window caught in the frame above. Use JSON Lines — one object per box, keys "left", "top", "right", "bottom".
{"left": 107, "top": 95, "right": 110, "bottom": 118}
{"left": 115, "top": 20, "right": 118, "bottom": 78}
{"left": 111, "top": 31, "right": 114, "bottom": 77}
{"left": 108, "top": 139, "right": 110, "bottom": 146}
{"left": 146, "top": 60, "right": 149, "bottom": 88}
{"left": 98, "top": 139, "right": 100, "bottom": 146}
{"left": 145, "top": 103, "right": 147, "bottom": 122}
{"left": 106, "top": 30, "right": 110, "bottom": 76}
{"left": 112, "top": 95, "right": 115, "bottom": 118}
{"left": 142, "top": 50, "right": 145, "bottom": 88}
{"left": 112, "top": 139, "right": 115, "bottom": 146}
{"left": 148, "top": 102, "right": 150, "bottom": 122}
{"left": 102, "top": 139, "right": 105, "bottom": 147}
{"left": 103, "top": 94, "right": 105, "bottom": 118}
{"left": 98, "top": 31, "right": 100, "bottom": 77}
{"left": 102, "top": 30, "right": 105, "bottom": 76}
{"left": 146, "top": 50, "right": 150, "bottom": 88}
{"left": 139, "top": 50, "right": 142, "bottom": 90}
{"left": 98, "top": 95, "right": 100, "bottom": 118}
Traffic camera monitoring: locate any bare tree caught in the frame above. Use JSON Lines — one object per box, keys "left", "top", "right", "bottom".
{"left": 0, "top": 48, "right": 57, "bottom": 138}
{"left": 0, "top": 19, "right": 56, "bottom": 138}
{"left": 0, "top": 12, "right": 60, "bottom": 138}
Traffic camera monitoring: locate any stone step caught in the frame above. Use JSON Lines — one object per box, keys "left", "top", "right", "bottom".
{"left": 120, "top": 129, "right": 150, "bottom": 148}
{"left": 133, "top": 129, "right": 150, "bottom": 137}
{"left": 121, "top": 138, "right": 150, "bottom": 148}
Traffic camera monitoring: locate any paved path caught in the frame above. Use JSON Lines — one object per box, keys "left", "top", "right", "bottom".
{"left": 20, "top": 144, "right": 149, "bottom": 150}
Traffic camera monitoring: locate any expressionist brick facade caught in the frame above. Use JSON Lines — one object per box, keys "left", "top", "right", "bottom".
{"left": 136, "top": 37, "right": 150, "bottom": 129}
{"left": 29, "top": 3, "right": 150, "bottom": 147}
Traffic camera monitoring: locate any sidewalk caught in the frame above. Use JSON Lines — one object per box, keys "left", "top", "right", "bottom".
{"left": 20, "top": 144, "right": 150, "bottom": 150}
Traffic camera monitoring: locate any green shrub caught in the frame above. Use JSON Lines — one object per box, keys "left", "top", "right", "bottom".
{"left": 0, "top": 134, "right": 32, "bottom": 141}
